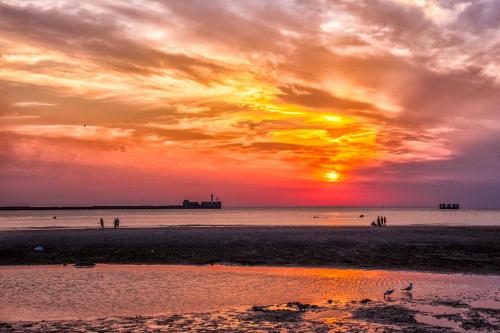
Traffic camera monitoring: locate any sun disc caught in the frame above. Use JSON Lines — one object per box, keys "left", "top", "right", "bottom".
{"left": 325, "top": 171, "right": 340, "bottom": 182}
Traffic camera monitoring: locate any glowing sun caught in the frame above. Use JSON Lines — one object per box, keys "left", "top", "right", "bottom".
{"left": 325, "top": 171, "right": 340, "bottom": 182}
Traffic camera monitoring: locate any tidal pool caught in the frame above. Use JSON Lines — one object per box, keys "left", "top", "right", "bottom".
{"left": 0, "top": 264, "right": 499, "bottom": 322}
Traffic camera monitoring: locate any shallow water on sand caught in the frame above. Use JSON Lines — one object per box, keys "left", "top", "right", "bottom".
{"left": 1, "top": 207, "right": 500, "bottom": 230}
{"left": 1, "top": 264, "right": 498, "bottom": 321}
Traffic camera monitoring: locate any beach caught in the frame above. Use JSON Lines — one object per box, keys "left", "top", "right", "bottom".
{"left": 1, "top": 226, "right": 499, "bottom": 274}
{"left": 2, "top": 226, "right": 500, "bottom": 332}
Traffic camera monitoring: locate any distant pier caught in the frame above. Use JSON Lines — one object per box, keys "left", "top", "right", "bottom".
{"left": 0, "top": 195, "right": 222, "bottom": 210}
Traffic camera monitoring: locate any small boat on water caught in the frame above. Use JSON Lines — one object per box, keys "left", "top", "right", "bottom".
{"left": 74, "top": 262, "right": 96, "bottom": 268}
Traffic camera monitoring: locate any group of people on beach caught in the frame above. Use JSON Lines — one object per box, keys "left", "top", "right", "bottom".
{"left": 99, "top": 217, "right": 120, "bottom": 229}
{"left": 371, "top": 216, "right": 387, "bottom": 227}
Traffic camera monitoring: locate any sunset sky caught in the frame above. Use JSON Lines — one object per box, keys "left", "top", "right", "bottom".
{"left": 1, "top": 0, "right": 500, "bottom": 207}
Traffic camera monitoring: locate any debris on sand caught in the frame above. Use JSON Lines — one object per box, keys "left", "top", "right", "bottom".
{"left": 248, "top": 304, "right": 303, "bottom": 323}
{"left": 352, "top": 304, "right": 417, "bottom": 325}
{"left": 286, "top": 302, "right": 319, "bottom": 312}
{"left": 33, "top": 245, "right": 44, "bottom": 252}
{"left": 251, "top": 302, "right": 319, "bottom": 313}
{"left": 251, "top": 306, "right": 268, "bottom": 312}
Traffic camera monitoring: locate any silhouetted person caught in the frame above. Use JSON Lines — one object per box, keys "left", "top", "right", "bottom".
{"left": 377, "top": 216, "right": 381, "bottom": 227}
{"left": 116, "top": 218, "right": 120, "bottom": 229}
{"left": 371, "top": 221, "right": 376, "bottom": 227}
{"left": 113, "top": 218, "right": 118, "bottom": 229}
{"left": 99, "top": 218, "right": 104, "bottom": 229}
{"left": 383, "top": 216, "right": 387, "bottom": 226}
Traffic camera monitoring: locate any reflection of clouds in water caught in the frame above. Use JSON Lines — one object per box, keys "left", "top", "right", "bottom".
{"left": 0, "top": 264, "right": 498, "bottom": 321}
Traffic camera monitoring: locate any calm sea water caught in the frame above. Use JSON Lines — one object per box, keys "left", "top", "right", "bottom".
{"left": 1, "top": 264, "right": 499, "bottom": 321}
{"left": 0, "top": 207, "right": 499, "bottom": 230}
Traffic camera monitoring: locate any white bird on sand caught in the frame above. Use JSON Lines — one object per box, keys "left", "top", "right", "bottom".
{"left": 383, "top": 289, "right": 394, "bottom": 298}
{"left": 401, "top": 282, "right": 413, "bottom": 292}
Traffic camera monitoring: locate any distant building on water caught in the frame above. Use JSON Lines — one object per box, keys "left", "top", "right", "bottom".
{"left": 439, "top": 203, "right": 459, "bottom": 209}
{"left": 183, "top": 194, "right": 222, "bottom": 209}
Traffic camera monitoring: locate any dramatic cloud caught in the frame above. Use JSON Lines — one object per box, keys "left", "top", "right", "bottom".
{"left": 1, "top": 0, "right": 500, "bottom": 206}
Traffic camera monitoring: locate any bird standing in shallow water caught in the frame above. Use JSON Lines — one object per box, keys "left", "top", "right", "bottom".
{"left": 383, "top": 289, "right": 394, "bottom": 298}
{"left": 402, "top": 282, "right": 413, "bottom": 292}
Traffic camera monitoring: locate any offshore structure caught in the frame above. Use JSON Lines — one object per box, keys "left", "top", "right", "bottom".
{"left": 439, "top": 203, "right": 460, "bottom": 209}
{"left": 182, "top": 194, "right": 221, "bottom": 209}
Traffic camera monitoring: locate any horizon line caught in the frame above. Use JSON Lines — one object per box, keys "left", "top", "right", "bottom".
{"left": 1, "top": 204, "right": 499, "bottom": 210}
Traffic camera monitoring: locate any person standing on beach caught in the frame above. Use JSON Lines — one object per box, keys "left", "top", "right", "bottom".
{"left": 113, "top": 218, "right": 117, "bottom": 229}
{"left": 99, "top": 218, "right": 104, "bottom": 229}
{"left": 383, "top": 216, "right": 387, "bottom": 226}
{"left": 377, "top": 216, "right": 381, "bottom": 227}
{"left": 116, "top": 218, "right": 120, "bottom": 229}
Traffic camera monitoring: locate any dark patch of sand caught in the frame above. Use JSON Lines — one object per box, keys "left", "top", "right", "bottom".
{"left": 352, "top": 304, "right": 417, "bottom": 325}
{"left": 459, "top": 308, "right": 500, "bottom": 332}
{"left": 430, "top": 299, "right": 469, "bottom": 308}
{"left": 1, "top": 226, "right": 499, "bottom": 273}
{"left": 416, "top": 297, "right": 500, "bottom": 332}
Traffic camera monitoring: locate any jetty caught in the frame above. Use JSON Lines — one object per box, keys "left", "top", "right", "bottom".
{"left": 0, "top": 195, "right": 222, "bottom": 210}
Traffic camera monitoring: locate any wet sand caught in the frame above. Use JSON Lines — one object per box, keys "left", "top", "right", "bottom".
{"left": 2, "top": 297, "right": 499, "bottom": 332}
{"left": 1, "top": 226, "right": 499, "bottom": 273}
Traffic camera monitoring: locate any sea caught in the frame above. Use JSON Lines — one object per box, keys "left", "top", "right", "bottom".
{"left": 0, "top": 207, "right": 499, "bottom": 230}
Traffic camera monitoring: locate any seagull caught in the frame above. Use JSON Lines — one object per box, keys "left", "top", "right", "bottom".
{"left": 401, "top": 282, "right": 413, "bottom": 292}
{"left": 383, "top": 289, "right": 394, "bottom": 298}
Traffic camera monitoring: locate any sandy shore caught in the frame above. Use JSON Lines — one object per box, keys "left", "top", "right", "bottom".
{"left": 2, "top": 297, "right": 499, "bottom": 332}
{"left": 1, "top": 226, "right": 499, "bottom": 273}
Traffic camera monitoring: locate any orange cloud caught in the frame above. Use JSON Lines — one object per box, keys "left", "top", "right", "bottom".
{"left": 1, "top": 0, "right": 500, "bottom": 206}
